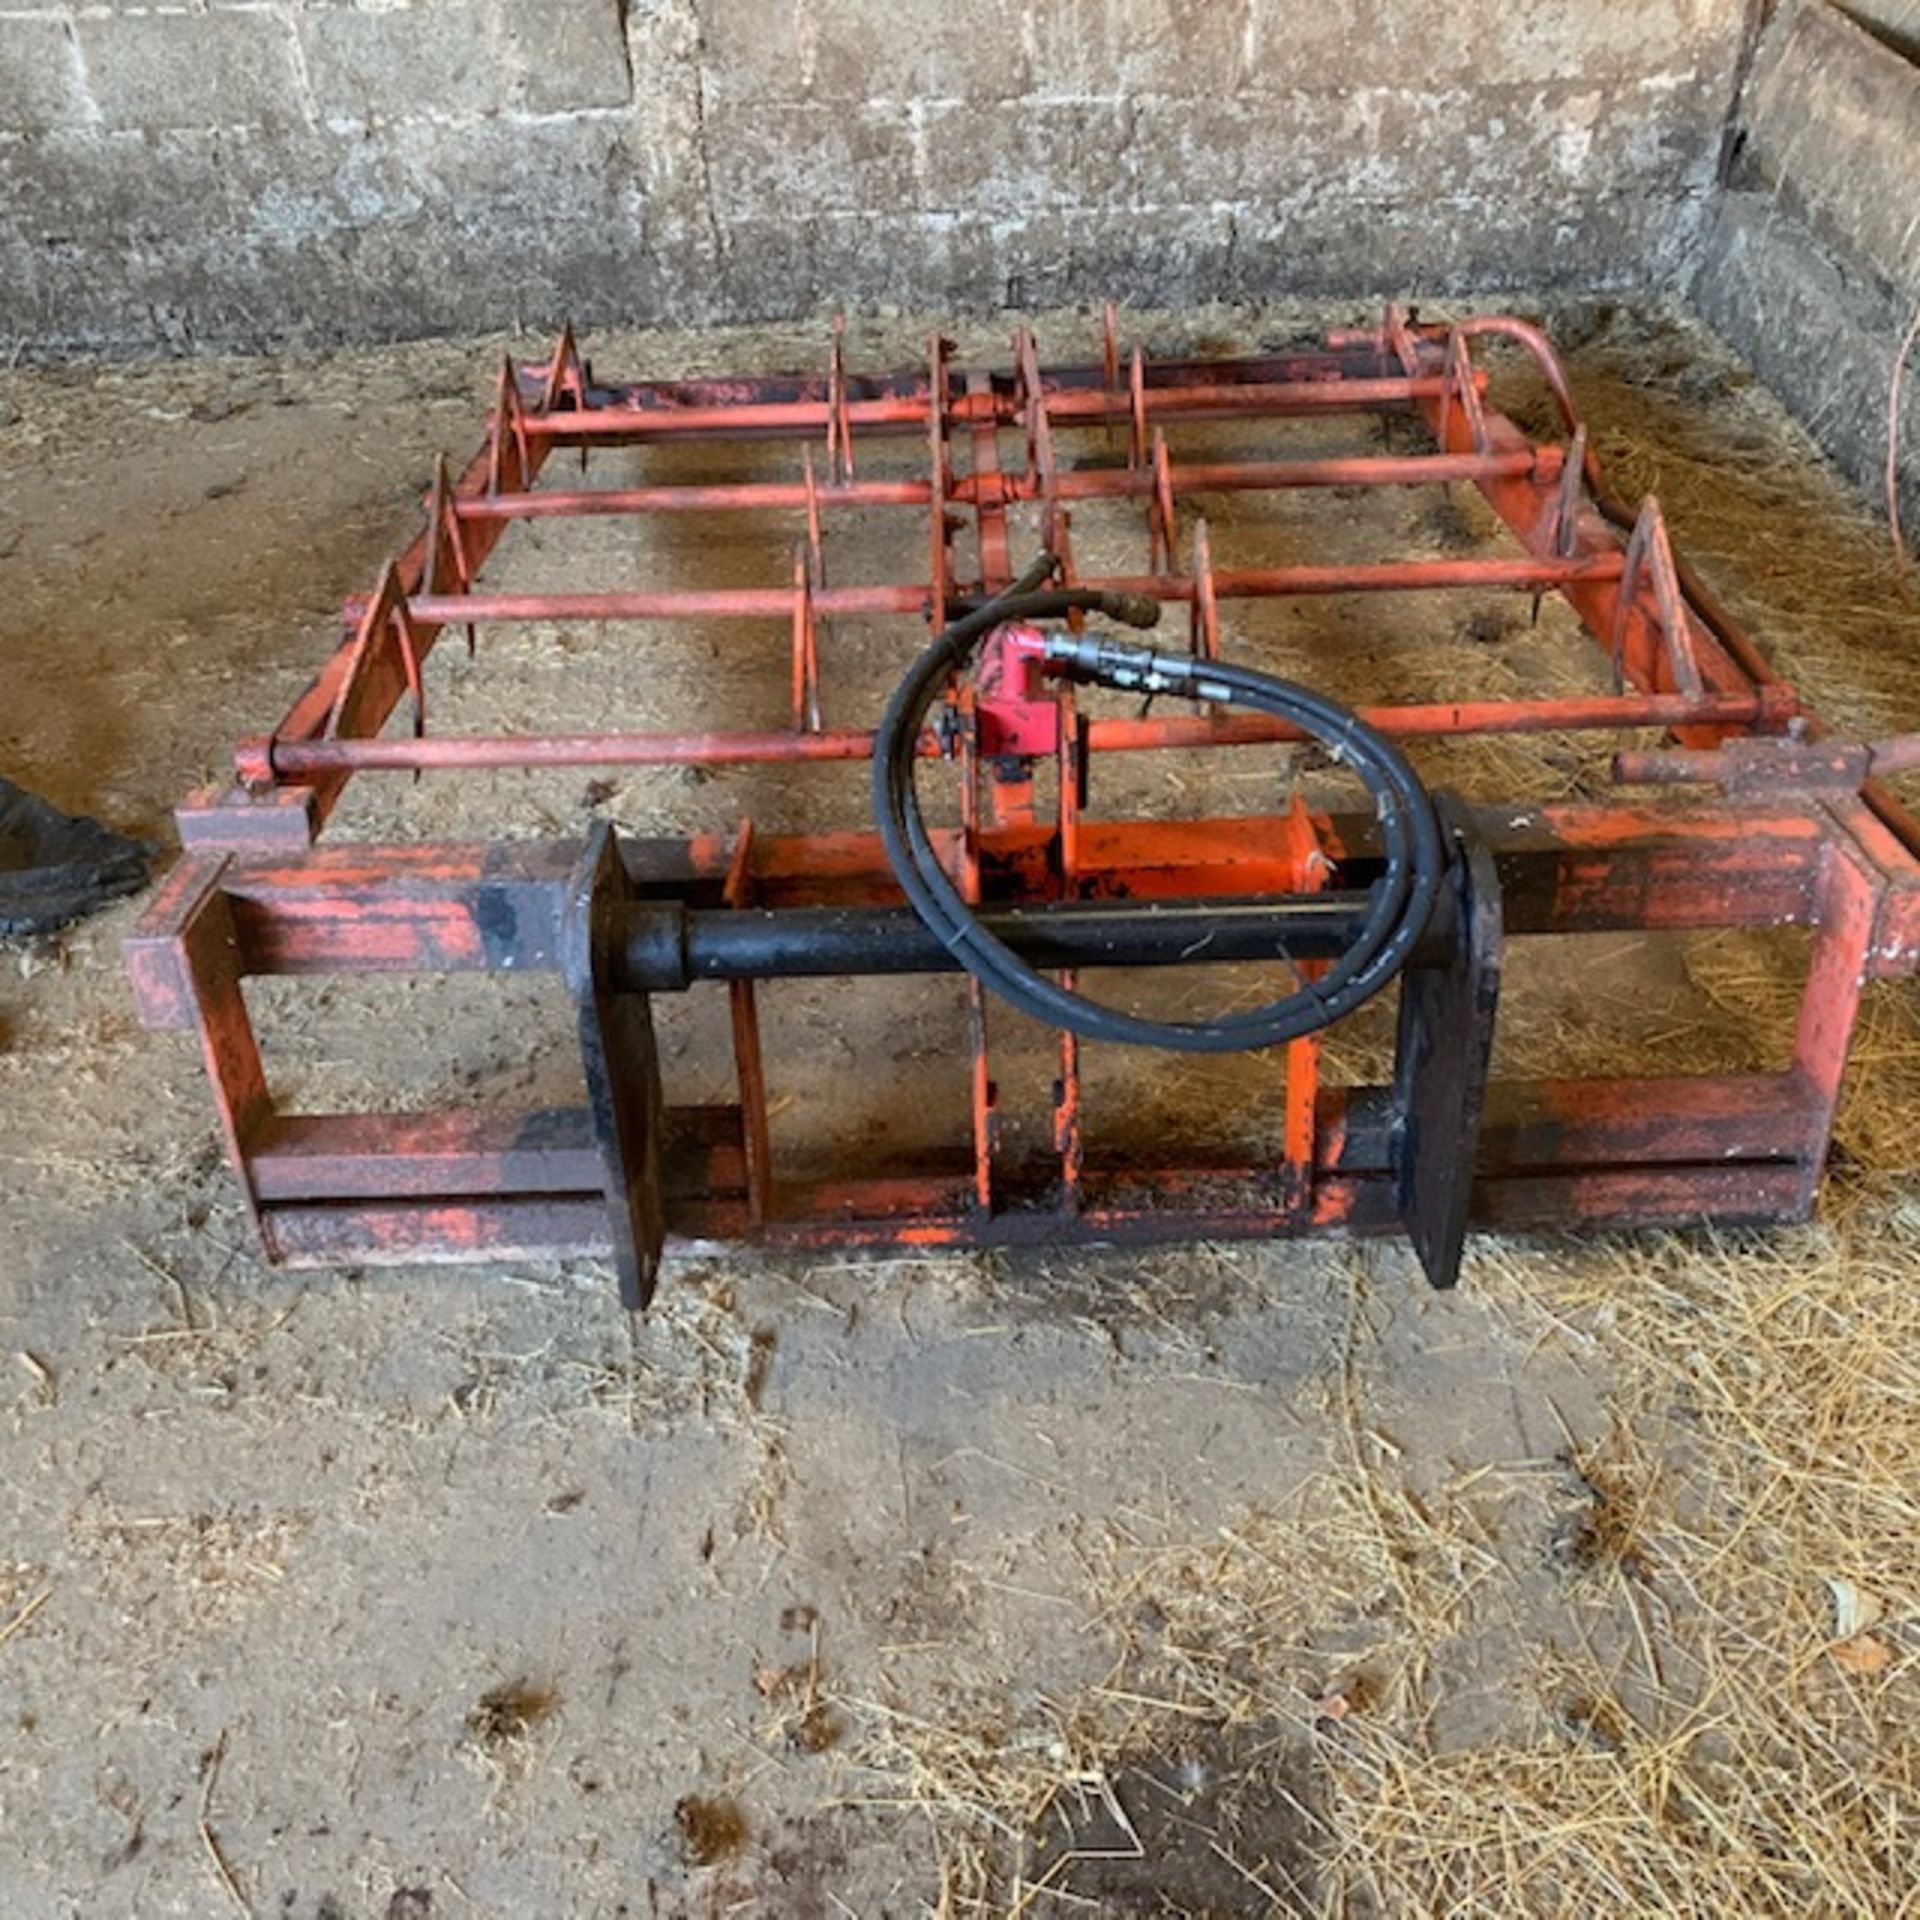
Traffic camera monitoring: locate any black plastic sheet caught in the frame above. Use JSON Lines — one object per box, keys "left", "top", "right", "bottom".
{"left": 0, "top": 778, "right": 152, "bottom": 938}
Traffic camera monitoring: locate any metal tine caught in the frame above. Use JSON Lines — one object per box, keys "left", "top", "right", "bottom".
{"left": 1128, "top": 343, "right": 1149, "bottom": 472}
{"left": 1190, "top": 515, "right": 1220, "bottom": 662}
{"left": 801, "top": 445, "right": 829, "bottom": 732}
{"left": 1533, "top": 424, "right": 1588, "bottom": 627}
{"left": 1150, "top": 427, "right": 1178, "bottom": 574}
{"left": 425, "top": 453, "right": 479, "bottom": 659}
{"left": 827, "top": 313, "right": 855, "bottom": 484}
{"left": 1610, "top": 494, "right": 1704, "bottom": 697}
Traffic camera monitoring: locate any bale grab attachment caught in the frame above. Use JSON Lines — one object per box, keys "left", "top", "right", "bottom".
{"left": 126, "top": 307, "right": 1920, "bottom": 1303}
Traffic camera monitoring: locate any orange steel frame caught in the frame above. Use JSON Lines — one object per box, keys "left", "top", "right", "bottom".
{"left": 126, "top": 306, "right": 1920, "bottom": 1290}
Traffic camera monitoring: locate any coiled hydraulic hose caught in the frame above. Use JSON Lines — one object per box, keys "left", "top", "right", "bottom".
{"left": 874, "top": 557, "right": 1447, "bottom": 1053}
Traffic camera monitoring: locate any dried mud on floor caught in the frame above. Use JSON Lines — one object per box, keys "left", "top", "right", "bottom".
{"left": 1, "top": 300, "right": 1917, "bottom": 1916}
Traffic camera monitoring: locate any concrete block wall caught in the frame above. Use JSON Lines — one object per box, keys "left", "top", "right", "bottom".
{"left": 0, "top": 0, "right": 1748, "bottom": 354}
{"left": 1692, "top": 0, "right": 1920, "bottom": 532}
{"left": 1839, "top": 0, "right": 1920, "bottom": 59}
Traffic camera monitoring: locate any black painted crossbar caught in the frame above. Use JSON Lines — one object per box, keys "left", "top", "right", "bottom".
{"left": 612, "top": 893, "right": 1376, "bottom": 992}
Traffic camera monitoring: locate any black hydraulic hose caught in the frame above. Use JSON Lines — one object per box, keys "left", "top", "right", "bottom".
{"left": 873, "top": 560, "right": 1447, "bottom": 1053}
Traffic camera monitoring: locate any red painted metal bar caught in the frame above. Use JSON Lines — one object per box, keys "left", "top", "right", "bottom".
{"left": 960, "top": 368, "right": 1015, "bottom": 1209}
{"left": 237, "top": 1071, "right": 1828, "bottom": 1210}
{"left": 541, "top": 341, "right": 1406, "bottom": 414}
{"left": 449, "top": 451, "right": 1542, "bottom": 524}
{"left": 393, "top": 554, "right": 1628, "bottom": 628}
{"left": 127, "top": 806, "right": 1840, "bottom": 1000}
{"left": 257, "top": 691, "right": 1767, "bottom": 777}
{"left": 251, "top": 352, "right": 557, "bottom": 829}
{"left": 721, "top": 823, "right": 774, "bottom": 1226}
{"left": 459, "top": 477, "right": 927, "bottom": 517}
{"left": 515, "top": 367, "right": 1472, "bottom": 445}
{"left": 129, "top": 790, "right": 1900, "bottom": 1269}
{"left": 1617, "top": 731, "right": 1920, "bottom": 788}
{"left": 253, "top": 1157, "right": 1819, "bottom": 1266}
{"left": 1583, "top": 419, "right": 1920, "bottom": 854}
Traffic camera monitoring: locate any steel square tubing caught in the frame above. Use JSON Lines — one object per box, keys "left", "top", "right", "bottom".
{"left": 133, "top": 807, "right": 1842, "bottom": 982}
{"left": 125, "top": 800, "right": 1902, "bottom": 1264}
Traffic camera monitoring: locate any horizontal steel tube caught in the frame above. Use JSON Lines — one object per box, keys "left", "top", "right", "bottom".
{"left": 260, "top": 691, "right": 1759, "bottom": 776}
{"left": 618, "top": 895, "right": 1373, "bottom": 990}
{"left": 458, "top": 478, "right": 931, "bottom": 518}
{"left": 451, "top": 451, "right": 1541, "bottom": 522}
{"left": 548, "top": 344, "right": 1412, "bottom": 419}
{"left": 1615, "top": 734, "right": 1920, "bottom": 787}
{"left": 397, "top": 553, "right": 1626, "bottom": 627}
{"left": 406, "top": 583, "right": 925, "bottom": 622}
{"left": 267, "top": 728, "right": 884, "bottom": 772}
{"left": 519, "top": 373, "right": 1472, "bottom": 443}
{"left": 1081, "top": 688, "right": 1757, "bottom": 750}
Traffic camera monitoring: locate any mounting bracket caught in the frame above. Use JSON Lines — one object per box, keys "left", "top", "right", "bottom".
{"left": 564, "top": 824, "right": 667, "bottom": 1309}
{"left": 1393, "top": 798, "right": 1504, "bottom": 1289}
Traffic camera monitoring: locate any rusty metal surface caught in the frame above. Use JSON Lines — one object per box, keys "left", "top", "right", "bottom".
{"left": 129, "top": 306, "right": 1920, "bottom": 1293}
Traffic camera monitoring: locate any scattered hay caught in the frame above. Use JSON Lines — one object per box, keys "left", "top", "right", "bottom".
{"left": 81, "top": 1502, "right": 313, "bottom": 1646}
{"left": 842, "top": 998, "right": 1920, "bottom": 1914}
{"left": 459, "top": 1678, "right": 562, "bottom": 1799}
{"left": 1422, "top": 1179, "right": 1920, "bottom": 1916}
{"left": 846, "top": 1176, "right": 1920, "bottom": 1913}
{"left": 844, "top": 1488, "right": 1395, "bottom": 1910}
{"left": 0, "top": 1573, "right": 51, "bottom": 1655}
{"left": 465, "top": 1678, "right": 559, "bottom": 1754}
{"left": 675, "top": 1791, "right": 751, "bottom": 1867}
{"left": 757, "top": 1610, "right": 846, "bottom": 1757}
{"left": 1548, "top": 1430, "right": 1655, "bottom": 1584}
{"left": 619, "top": 1271, "right": 795, "bottom": 1542}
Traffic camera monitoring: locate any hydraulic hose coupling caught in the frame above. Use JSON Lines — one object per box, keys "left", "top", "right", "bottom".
{"left": 1039, "top": 632, "right": 1231, "bottom": 704}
